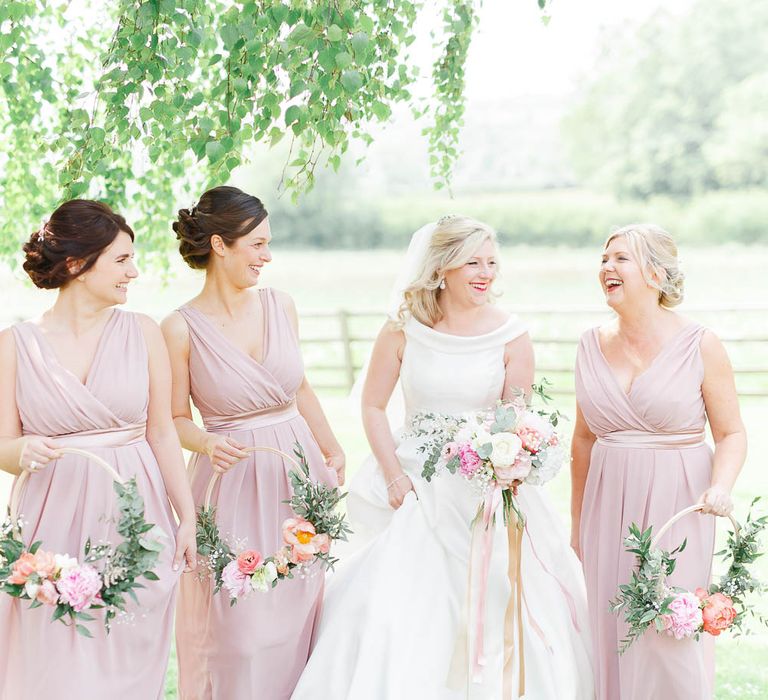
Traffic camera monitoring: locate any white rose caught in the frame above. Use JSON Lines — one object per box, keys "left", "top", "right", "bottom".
{"left": 24, "top": 580, "right": 40, "bottom": 599}
{"left": 265, "top": 561, "right": 278, "bottom": 584}
{"left": 489, "top": 432, "right": 523, "bottom": 467}
{"left": 54, "top": 554, "right": 78, "bottom": 575}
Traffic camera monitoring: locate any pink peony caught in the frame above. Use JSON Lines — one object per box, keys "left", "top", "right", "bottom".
{"left": 283, "top": 518, "right": 329, "bottom": 564}
{"left": 35, "top": 579, "right": 59, "bottom": 606}
{"left": 9, "top": 552, "right": 36, "bottom": 585}
{"left": 441, "top": 442, "right": 459, "bottom": 461}
{"left": 663, "top": 591, "right": 703, "bottom": 640}
{"left": 458, "top": 444, "right": 483, "bottom": 477}
{"left": 696, "top": 589, "right": 737, "bottom": 636}
{"left": 236, "top": 549, "right": 262, "bottom": 575}
{"left": 56, "top": 565, "right": 102, "bottom": 612}
{"left": 515, "top": 413, "right": 554, "bottom": 454}
{"left": 221, "top": 559, "right": 252, "bottom": 599}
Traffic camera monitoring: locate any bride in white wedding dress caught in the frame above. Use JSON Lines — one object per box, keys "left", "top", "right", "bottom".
{"left": 292, "top": 217, "right": 594, "bottom": 699}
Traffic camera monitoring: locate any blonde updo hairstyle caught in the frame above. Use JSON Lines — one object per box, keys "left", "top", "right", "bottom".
{"left": 397, "top": 215, "right": 498, "bottom": 327}
{"left": 605, "top": 224, "right": 684, "bottom": 308}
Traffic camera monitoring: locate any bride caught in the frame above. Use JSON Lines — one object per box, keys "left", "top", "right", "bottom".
{"left": 292, "top": 216, "right": 594, "bottom": 699}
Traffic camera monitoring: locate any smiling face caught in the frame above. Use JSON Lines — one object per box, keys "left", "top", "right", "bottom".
{"left": 76, "top": 230, "right": 138, "bottom": 305}
{"left": 442, "top": 238, "right": 498, "bottom": 307}
{"left": 212, "top": 216, "right": 273, "bottom": 288}
{"left": 600, "top": 234, "right": 658, "bottom": 310}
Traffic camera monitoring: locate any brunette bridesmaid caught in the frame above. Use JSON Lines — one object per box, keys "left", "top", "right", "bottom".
{"left": 164, "top": 186, "right": 344, "bottom": 700}
{"left": 0, "top": 200, "right": 196, "bottom": 699}
{"left": 571, "top": 224, "right": 747, "bottom": 699}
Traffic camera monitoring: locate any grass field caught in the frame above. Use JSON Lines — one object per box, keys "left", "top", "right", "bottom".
{"left": 1, "top": 245, "right": 766, "bottom": 699}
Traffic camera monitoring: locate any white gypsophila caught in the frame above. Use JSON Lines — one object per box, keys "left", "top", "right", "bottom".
{"left": 525, "top": 443, "right": 566, "bottom": 485}
{"left": 489, "top": 432, "right": 523, "bottom": 467}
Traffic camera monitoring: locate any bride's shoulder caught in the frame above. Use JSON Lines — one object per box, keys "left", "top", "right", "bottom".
{"left": 375, "top": 320, "right": 406, "bottom": 360}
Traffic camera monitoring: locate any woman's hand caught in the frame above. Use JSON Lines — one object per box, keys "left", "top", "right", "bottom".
{"left": 173, "top": 519, "right": 197, "bottom": 573}
{"left": 697, "top": 485, "right": 734, "bottom": 517}
{"left": 18, "top": 436, "right": 61, "bottom": 473}
{"left": 385, "top": 472, "right": 414, "bottom": 510}
{"left": 203, "top": 433, "right": 250, "bottom": 474}
{"left": 325, "top": 450, "right": 346, "bottom": 485}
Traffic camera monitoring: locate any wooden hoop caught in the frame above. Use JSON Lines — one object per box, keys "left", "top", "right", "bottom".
{"left": 10, "top": 447, "right": 124, "bottom": 522}
{"left": 203, "top": 446, "right": 303, "bottom": 509}
{"left": 650, "top": 503, "right": 741, "bottom": 550}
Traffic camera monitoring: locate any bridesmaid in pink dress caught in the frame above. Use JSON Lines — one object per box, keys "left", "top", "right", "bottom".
{"left": 0, "top": 200, "right": 196, "bottom": 699}
{"left": 571, "top": 224, "right": 747, "bottom": 699}
{"left": 164, "top": 186, "right": 344, "bottom": 699}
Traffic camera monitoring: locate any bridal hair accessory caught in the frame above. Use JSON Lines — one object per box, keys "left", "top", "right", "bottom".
{"left": 1, "top": 448, "right": 165, "bottom": 637}
{"left": 37, "top": 219, "right": 48, "bottom": 243}
{"left": 612, "top": 499, "right": 767, "bottom": 653}
{"left": 437, "top": 214, "right": 459, "bottom": 226}
{"left": 195, "top": 442, "right": 351, "bottom": 603}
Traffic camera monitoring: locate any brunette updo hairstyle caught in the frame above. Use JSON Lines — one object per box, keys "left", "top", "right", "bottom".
{"left": 23, "top": 199, "right": 135, "bottom": 290}
{"left": 173, "top": 186, "right": 268, "bottom": 269}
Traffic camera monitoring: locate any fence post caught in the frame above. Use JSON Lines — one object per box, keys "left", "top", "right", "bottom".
{"left": 338, "top": 309, "right": 355, "bottom": 391}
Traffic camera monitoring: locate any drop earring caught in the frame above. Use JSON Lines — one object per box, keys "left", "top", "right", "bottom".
{"left": 439, "top": 279, "right": 446, "bottom": 290}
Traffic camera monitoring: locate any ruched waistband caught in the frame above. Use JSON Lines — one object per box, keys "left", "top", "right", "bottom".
{"left": 596, "top": 429, "right": 706, "bottom": 450}
{"left": 203, "top": 401, "right": 299, "bottom": 433}
{"left": 30, "top": 424, "right": 147, "bottom": 449}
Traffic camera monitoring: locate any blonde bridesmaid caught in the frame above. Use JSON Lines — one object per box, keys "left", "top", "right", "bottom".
{"left": 164, "top": 186, "right": 344, "bottom": 699}
{"left": 0, "top": 200, "right": 196, "bottom": 699}
{"left": 571, "top": 224, "right": 747, "bottom": 699}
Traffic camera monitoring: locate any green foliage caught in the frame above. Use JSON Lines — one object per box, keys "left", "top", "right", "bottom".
{"left": 0, "top": 0, "right": 551, "bottom": 259}
{"left": 563, "top": 0, "right": 768, "bottom": 199}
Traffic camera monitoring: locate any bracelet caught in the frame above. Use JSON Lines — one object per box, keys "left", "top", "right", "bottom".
{"left": 386, "top": 474, "right": 408, "bottom": 490}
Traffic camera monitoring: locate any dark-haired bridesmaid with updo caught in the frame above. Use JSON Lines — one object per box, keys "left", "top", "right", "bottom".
{"left": 0, "top": 200, "right": 196, "bottom": 699}
{"left": 164, "top": 186, "right": 344, "bottom": 699}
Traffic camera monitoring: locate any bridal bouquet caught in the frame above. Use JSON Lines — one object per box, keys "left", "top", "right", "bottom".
{"left": 0, "top": 479, "right": 164, "bottom": 636}
{"left": 611, "top": 499, "right": 767, "bottom": 653}
{"left": 196, "top": 443, "right": 351, "bottom": 603}
{"left": 406, "top": 381, "right": 566, "bottom": 524}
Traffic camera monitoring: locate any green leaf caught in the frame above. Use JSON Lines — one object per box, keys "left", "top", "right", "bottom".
{"left": 205, "top": 141, "right": 225, "bottom": 163}
{"left": 335, "top": 51, "right": 353, "bottom": 69}
{"left": 351, "top": 31, "right": 369, "bottom": 57}
{"left": 327, "top": 25, "right": 343, "bottom": 42}
{"left": 76, "top": 624, "right": 93, "bottom": 638}
{"left": 340, "top": 70, "right": 363, "bottom": 93}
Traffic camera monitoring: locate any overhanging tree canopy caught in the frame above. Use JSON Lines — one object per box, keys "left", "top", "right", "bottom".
{"left": 0, "top": 0, "right": 552, "bottom": 259}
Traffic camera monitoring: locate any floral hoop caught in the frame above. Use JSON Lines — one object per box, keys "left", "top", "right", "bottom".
{"left": 195, "top": 441, "right": 350, "bottom": 603}
{"left": 0, "top": 448, "right": 165, "bottom": 637}
{"left": 612, "top": 499, "right": 767, "bottom": 653}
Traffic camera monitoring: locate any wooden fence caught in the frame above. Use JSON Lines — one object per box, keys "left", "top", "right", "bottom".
{"left": 299, "top": 305, "right": 768, "bottom": 396}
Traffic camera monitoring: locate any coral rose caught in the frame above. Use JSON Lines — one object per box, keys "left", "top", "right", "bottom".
{"left": 9, "top": 552, "right": 36, "bottom": 585}
{"left": 236, "top": 549, "right": 262, "bottom": 575}
{"left": 33, "top": 550, "right": 58, "bottom": 579}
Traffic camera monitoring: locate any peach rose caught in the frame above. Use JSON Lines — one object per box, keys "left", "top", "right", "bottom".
{"left": 35, "top": 579, "right": 59, "bottom": 606}
{"left": 9, "top": 552, "right": 36, "bottom": 585}
{"left": 697, "top": 589, "right": 737, "bottom": 636}
{"left": 236, "top": 550, "right": 262, "bottom": 576}
{"left": 33, "top": 550, "right": 58, "bottom": 579}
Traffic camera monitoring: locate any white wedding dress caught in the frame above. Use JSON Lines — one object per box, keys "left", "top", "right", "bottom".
{"left": 292, "top": 316, "right": 594, "bottom": 700}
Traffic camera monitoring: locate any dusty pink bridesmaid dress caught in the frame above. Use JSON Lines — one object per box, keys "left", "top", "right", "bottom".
{"left": 174, "top": 288, "right": 336, "bottom": 700}
{"left": 575, "top": 323, "right": 716, "bottom": 700}
{"left": 0, "top": 309, "right": 179, "bottom": 700}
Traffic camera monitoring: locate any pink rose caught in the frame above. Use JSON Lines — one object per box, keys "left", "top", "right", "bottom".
{"left": 236, "top": 549, "right": 262, "bottom": 575}
{"left": 515, "top": 413, "right": 554, "bottom": 454}
{"left": 664, "top": 591, "right": 703, "bottom": 640}
{"left": 441, "top": 442, "right": 459, "bottom": 461}
{"left": 458, "top": 444, "right": 483, "bottom": 477}
{"left": 494, "top": 452, "right": 532, "bottom": 487}
{"left": 698, "top": 591, "right": 737, "bottom": 636}
{"left": 9, "top": 552, "right": 36, "bottom": 585}
{"left": 35, "top": 579, "right": 59, "bottom": 606}
{"left": 283, "top": 518, "right": 328, "bottom": 564}
{"left": 221, "top": 559, "right": 251, "bottom": 599}
{"left": 56, "top": 565, "right": 102, "bottom": 612}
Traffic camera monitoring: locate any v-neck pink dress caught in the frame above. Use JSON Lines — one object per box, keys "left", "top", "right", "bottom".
{"left": 575, "top": 324, "right": 716, "bottom": 700}
{"left": 0, "top": 309, "right": 180, "bottom": 700}
{"left": 174, "top": 288, "right": 337, "bottom": 700}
